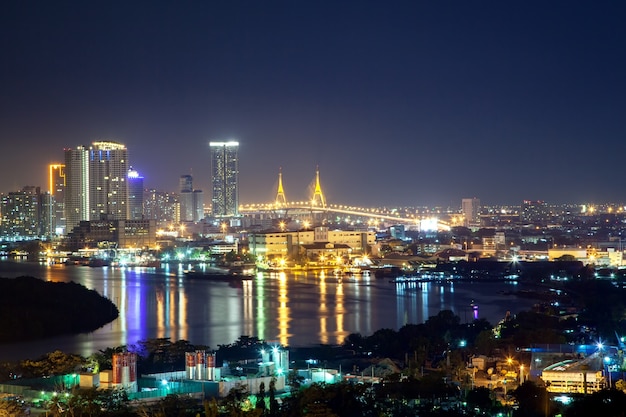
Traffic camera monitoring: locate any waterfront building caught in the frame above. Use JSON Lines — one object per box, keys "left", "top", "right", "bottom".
{"left": 461, "top": 197, "right": 481, "bottom": 228}
{"left": 210, "top": 141, "right": 239, "bottom": 217}
{"left": 88, "top": 141, "right": 129, "bottom": 221}
{"left": 127, "top": 168, "right": 144, "bottom": 220}
{"left": 66, "top": 218, "right": 157, "bottom": 251}
{"left": 249, "top": 227, "right": 375, "bottom": 260}
{"left": 64, "top": 145, "right": 90, "bottom": 231}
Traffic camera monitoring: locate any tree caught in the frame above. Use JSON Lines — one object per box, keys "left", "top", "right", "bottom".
{"left": 204, "top": 398, "right": 219, "bottom": 417}
{"left": 564, "top": 389, "right": 626, "bottom": 417}
{"left": 511, "top": 380, "right": 553, "bottom": 417}
{"left": 287, "top": 370, "right": 305, "bottom": 393}
{"left": 223, "top": 383, "right": 249, "bottom": 417}
{"left": 0, "top": 399, "right": 23, "bottom": 417}
{"left": 255, "top": 382, "right": 266, "bottom": 414}
{"left": 466, "top": 387, "right": 495, "bottom": 414}
{"left": 268, "top": 378, "right": 279, "bottom": 417}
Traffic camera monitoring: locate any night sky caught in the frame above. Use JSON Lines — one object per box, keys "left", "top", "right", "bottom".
{"left": 1, "top": 1, "right": 625, "bottom": 207}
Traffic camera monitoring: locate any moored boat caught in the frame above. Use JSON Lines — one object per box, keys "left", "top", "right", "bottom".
{"left": 184, "top": 265, "right": 254, "bottom": 281}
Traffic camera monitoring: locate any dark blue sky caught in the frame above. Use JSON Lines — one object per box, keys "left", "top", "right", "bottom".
{"left": 1, "top": 1, "right": 625, "bottom": 206}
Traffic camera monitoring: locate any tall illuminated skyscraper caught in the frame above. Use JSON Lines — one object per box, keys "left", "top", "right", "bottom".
{"left": 64, "top": 146, "right": 90, "bottom": 231}
{"left": 89, "top": 141, "right": 129, "bottom": 221}
{"left": 64, "top": 141, "right": 130, "bottom": 233}
{"left": 210, "top": 141, "right": 239, "bottom": 217}
{"left": 49, "top": 164, "right": 66, "bottom": 234}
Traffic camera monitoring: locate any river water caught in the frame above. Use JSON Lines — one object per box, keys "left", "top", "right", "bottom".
{"left": 0, "top": 261, "right": 536, "bottom": 361}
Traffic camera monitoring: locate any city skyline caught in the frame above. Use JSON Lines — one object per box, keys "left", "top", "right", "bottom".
{"left": 1, "top": 2, "right": 625, "bottom": 206}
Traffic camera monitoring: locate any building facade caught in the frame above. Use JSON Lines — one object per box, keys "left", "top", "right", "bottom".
{"left": 127, "top": 168, "right": 144, "bottom": 220}
{"left": 249, "top": 227, "right": 375, "bottom": 259}
{"left": 143, "top": 189, "right": 179, "bottom": 225}
{"left": 210, "top": 141, "right": 239, "bottom": 217}
{"left": 64, "top": 146, "right": 90, "bottom": 232}
{"left": 49, "top": 164, "right": 66, "bottom": 235}
{"left": 89, "top": 141, "right": 129, "bottom": 221}
{"left": 521, "top": 200, "right": 550, "bottom": 225}
{"left": 461, "top": 197, "right": 481, "bottom": 228}
{"left": 0, "top": 187, "right": 43, "bottom": 239}
{"left": 179, "top": 175, "right": 205, "bottom": 222}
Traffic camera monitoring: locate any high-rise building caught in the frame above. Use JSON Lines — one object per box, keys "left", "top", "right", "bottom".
{"left": 64, "top": 141, "right": 131, "bottom": 233}
{"left": 179, "top": 175, "right": 193, "bottom": 193}
{"left": 64, "top": 146, "right": 90, "bottom": 231}
{"left": 179, "top": 175, "right": 205, "bottom": 222}
{"left": 210, "top": 141, "right": 239, "bottom": 217}
{"left": 128, "top": 167, "right": 144, "bottom": 220}
{"left": 192, "top": 189, "right": 204, "bottom": 222}
{"left": 143, "top": 189, "right": 178, "bottom": 224}
{"left": 89, "top": 141, "right": 129, "bottom": 221}
{"left": 461, "top": 198, "right": 481, "bottom": 228}
{"left": 49, "top": 164, "right": 66, "bottom": 235}
{"left": 179, "top": 175, "right": 194, "bottom": 222}
{"left": 0, "top": 186, "right": 43, "bottom": 239}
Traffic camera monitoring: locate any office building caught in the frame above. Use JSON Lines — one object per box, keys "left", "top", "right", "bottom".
{"left": 210, "top": 141, "right": 239, "bottom": 217}
{"left": 128, "top": 167, "right": 144, "bottom": 220}
{"left": 89, "top": 141, "right": 129, "bottom": 221}
{"left": 461, "top": 198, "right": 481, "bottom": 228}
{"left": 64, "top": 146, "right": 90, "bottom": 231}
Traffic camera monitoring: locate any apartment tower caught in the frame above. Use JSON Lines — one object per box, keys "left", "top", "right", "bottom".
{"left": 89, "top": 141, "right": 129, "bottom": 221}
{"left": 64, "top": 146, "right": 90, "bottom": 231}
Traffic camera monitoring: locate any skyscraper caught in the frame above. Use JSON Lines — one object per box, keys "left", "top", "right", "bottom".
{"left": 49, "top": 164, "right": 66, "bottom": 234}
{"left": 127, "top": 167, "right": 144, "bottom": 220}
{"left": 179, "top": 175, "right": 194, "bottom": 222}
{"left": 64, "top": 146, "right": 90, "bottom": 231}
{"left": 89, "top": 141, "right": 129, "bottom": 221}
{"left": 210, "top": 141, "right": 239, "bottom": 217}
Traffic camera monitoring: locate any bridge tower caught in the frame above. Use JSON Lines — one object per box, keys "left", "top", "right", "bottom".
{"left": 275, "top": 168, "right": 287, "bottom": 206}
{"left": 311, "top": 167, "right": 326, "bottom": 208}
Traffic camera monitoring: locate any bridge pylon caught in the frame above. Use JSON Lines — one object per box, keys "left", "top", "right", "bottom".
{"left": 275, "top": 168, "right": 287, "bottom": 206}
{"left": 311, "top": 167, "right": 326, "bottom": 208}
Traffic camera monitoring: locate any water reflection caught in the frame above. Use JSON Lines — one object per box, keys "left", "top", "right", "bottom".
{"left": 0, "top": 261, "right": 533, "bottom": 361}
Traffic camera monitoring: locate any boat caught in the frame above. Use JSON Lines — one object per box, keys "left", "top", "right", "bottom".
{"left": 184, "top": 265, "right": 254, "bottom": 281}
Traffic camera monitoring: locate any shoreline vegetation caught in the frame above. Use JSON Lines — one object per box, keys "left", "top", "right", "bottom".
{"left": 0, "top": 276, "right": 119, "bottom": 343}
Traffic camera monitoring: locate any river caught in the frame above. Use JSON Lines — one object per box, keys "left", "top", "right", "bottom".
{"left": 0, "top": 260, "right": 537, "bottom": 361}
